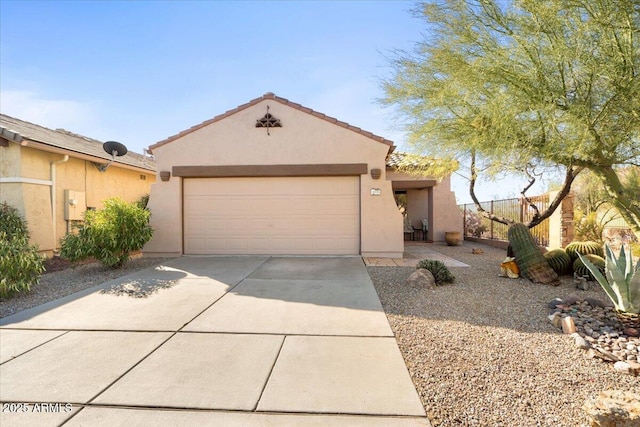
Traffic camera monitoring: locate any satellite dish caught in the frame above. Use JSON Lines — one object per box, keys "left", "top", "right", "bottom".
{"left": 95, "top": 141, "right": 128, "bottom": 172}
{"left": 103, "top": 141, "right": 128, "bottom": 157}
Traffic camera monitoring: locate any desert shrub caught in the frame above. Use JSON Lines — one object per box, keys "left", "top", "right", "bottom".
{"left": 416, "top": 259, "right": 455, "bottom": 284}
{"left": 464, "top": 209, "right": 488, "bottom": 237}
{"left": 0, "top": 202, "right": 29, "bottom": 239}
{"left": 60, "top": 198, "right": 153, "bottom": 268}
{"left": 573, "top": 211, "right": 605, "bottom": 243}
{"left": 0, "top": 202, "right": 45, "bottom": 298}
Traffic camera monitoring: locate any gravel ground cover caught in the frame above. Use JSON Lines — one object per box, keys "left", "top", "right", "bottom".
{"left": 0, "top": 257, "right": 174, "bottom": 318}
{"left": 368, "top": 241, "right": 639, "bottom": 427}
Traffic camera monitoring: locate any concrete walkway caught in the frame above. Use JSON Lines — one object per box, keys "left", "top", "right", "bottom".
{"left": 364, "top": 242, "right": 470, "bottom": 267}
{"left": 0, "top": 257, "right": 430, "bottom": 426}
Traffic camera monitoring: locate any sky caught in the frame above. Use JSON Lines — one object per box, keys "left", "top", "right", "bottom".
{"left": 0, "top": 0, "right": 549, "bottom": 204}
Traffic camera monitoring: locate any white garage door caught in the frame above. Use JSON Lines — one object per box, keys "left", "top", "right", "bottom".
{"left": 183, "top": 176, "right": 360, "bottom": 255}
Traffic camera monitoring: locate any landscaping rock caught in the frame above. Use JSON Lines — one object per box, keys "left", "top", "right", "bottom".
{"left": 577, "top": 280, "right": 590, "bottom": 291}
{"left": 406, "top": 268, "right": 436, "bottom": 289}
{"left": 613, "top": 361, "right": 632, "bottom": 374}
{"left": 548, "top": 298, "right": 564, "bottom": 309}
{"left": 562, "top": 316, "right": 577, "bottom": 334}
{"left": 550, "top": 298, "right": 640, "bottom": 364}
{"left": 548, "top": 313, "right": 562, "bottom": 329}
{"left": 583, "top": 390, "right": 640, "bottom": 427}
{"left": 613, "top": 361, "right": 640, "bottom": 376}
{"left": 571, "top": 333, "right": 591, "bottom": 350}
{"left": 563, "top": 295, "right": 581, "bottom": 305}
{"left": 624, "top": 327, "right": 640, "bottom": 338}
{"left": 584, "top": 297, "right": 608, "bottom": 308}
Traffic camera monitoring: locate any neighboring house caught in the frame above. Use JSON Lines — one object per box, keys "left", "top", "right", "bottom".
{"left": 0, "top": 114, "right": 156, "bottom": 256}
{"left": 145, "top": 93, "right": 462, "bottom": 258}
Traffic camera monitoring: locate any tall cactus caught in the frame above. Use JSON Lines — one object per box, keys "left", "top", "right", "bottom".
{"left": 507, "top": 223, "right": 558, "bottom": 284}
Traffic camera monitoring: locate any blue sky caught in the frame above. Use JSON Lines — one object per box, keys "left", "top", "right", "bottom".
{"left": 0, "top": 0, "right": 548, "bottom": 203}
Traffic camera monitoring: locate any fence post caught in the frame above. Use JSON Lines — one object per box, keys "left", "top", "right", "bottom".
{"left": 520, "top": 198, "right": 524, "bottom": 223}
{"left": 490, "top": 200, "right": 494, "bottom": 240}
{"left": 463, "top": 205, "right": 467, "bottom": 237}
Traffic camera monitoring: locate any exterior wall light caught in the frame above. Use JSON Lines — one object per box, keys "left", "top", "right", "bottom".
{"left": 159, "top": 171, "right": 171, "bottom": 181}
{"left": 370, "top": 168, "right": 381, "bottom": 179}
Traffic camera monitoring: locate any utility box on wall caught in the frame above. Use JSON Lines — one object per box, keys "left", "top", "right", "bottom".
{"left": 64, "top": 190, "right": 86, "bottom": 221}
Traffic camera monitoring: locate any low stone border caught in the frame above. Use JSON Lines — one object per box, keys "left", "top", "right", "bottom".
{"left": 548, "top": 296, "right": 640, "bottom": 375}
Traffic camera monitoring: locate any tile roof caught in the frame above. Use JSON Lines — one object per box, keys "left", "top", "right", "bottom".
{"left": 149, "top": 92, "right": 396, "bottom": 152}
{"left": 0, "top": 114, "right": 156, "bottom": 172}
{"left": 386, "top": 152, "right": 428, "bottom": 168}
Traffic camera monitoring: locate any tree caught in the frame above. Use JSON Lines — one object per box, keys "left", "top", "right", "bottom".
{"left": 381, "top": 0, "right": 640, "bottom": 232}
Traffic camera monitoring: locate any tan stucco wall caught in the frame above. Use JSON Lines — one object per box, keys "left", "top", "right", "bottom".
{"left": 1, "top": 141, "right": 21, "bottom": 177}
{"left": 1, "top": 145, "right": 156, "bottom": 255}
{"left": 1, "top": 143, "right": 48, "bottom": 247}
{"left": 0, "top": 143, "right": 24, "bottom": 217}
{"left": 146, "top": 177, "right": 182, "bottom": 256}
{"left": 146, "top": 99, "right": 403, "bottom": 257}
{"left": 431, "top": 175, "right": 463, "bottom": 241}
{"left": 405, "top": 189, "right": 429, "bottom": 230}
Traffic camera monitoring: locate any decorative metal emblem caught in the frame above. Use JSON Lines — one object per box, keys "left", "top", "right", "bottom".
{"left": 255, "top": 105, "right": 282, "bottom": 135}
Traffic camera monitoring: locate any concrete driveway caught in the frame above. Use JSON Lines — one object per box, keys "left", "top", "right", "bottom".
{"left": 0, "top": 256, "right": 430, "bottom": 426}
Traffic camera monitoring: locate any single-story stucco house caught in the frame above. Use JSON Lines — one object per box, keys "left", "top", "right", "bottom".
{"left": 0, "top": 114, "right": 156, "bottom": 256}
{"left": 144, "top": 93, "right": 462, "bottom": 258}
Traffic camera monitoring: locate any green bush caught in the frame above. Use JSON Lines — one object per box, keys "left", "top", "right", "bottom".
{"left": 416, "top": 259, "right": 455, "bottom": 284}
{"left": 0, "top": 202, "right": 45, "bottom": 298}
{"left": 574, "top": 211, "right": 605, "bottom": 244}
{"left": 60, "top": 198, "right": 153, "bottom": 268}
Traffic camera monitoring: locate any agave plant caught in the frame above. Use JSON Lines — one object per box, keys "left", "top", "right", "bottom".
{"left": 578, "top": 245, "right": 640, "bottom": 316}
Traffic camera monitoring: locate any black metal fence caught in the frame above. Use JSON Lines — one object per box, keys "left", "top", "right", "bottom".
{"left": 459, "top": 194, "right": 551, "bottom": 247}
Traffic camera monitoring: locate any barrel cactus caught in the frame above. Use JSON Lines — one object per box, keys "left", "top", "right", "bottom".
{"left": 573, "top": 254, "right": 605, "bottom": 280}
{"left": 564, "top": 241, "right": 604, "bottom": 262}
{"left": 544, "top": 248, "right": 571, "bottom": 276}
{"left": 507, "top": 223, "right": 558, "bottom": 284}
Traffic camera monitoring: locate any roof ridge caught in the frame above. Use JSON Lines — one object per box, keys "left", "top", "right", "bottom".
{"left": 149, "top": 92, "right": 395, "bottom": 151}
{"left": 0, "top": 113, "right": 149, "bottom": 161}
{"left": 55, "top": 128, "right": 101, "bottom": 143}
{"left": 1, "top": 113, "right": 98, "bottom": 144}
{"left": 0, "top": 113, "right": 154, "bottom": 170}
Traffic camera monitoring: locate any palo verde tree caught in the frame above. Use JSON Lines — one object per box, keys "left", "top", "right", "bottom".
{"left": 381, "top": 0, "right": 640, "bottom": 231}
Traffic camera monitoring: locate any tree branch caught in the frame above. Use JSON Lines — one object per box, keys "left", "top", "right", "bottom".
{"left": 469, "top": 150, "right": 515, "bottom": 226}
{"left": 526, "top": 166, "right": 584, "bottom": 228}
{"left": 520, "top": 168, "right": 540, "bottom": 221}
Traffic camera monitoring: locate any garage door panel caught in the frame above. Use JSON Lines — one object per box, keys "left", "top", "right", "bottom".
{"left": 183, "top": 177, "right": 360, "bottom": 255}
{"left": 186, "top": 238, "right": 207, "bottom": 252}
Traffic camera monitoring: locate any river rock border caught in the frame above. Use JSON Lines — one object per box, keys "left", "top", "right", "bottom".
{"left": 548, "top": 296, "right": 640, "bottom": 376}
